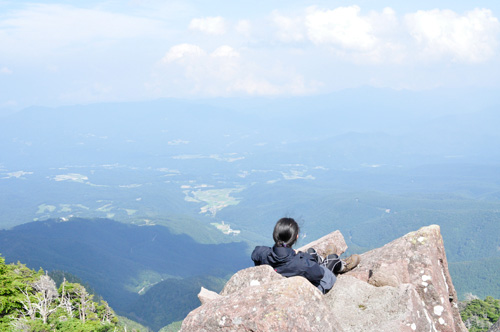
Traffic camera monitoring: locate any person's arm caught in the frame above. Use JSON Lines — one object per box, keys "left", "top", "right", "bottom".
{"left": 251, "top": 246, "right": 269, "bottom": 266}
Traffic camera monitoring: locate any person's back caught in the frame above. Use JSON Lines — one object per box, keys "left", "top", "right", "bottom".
{"left": 252, "top": 243, "right": 324, "bottom": 286}
{"left": 251, "top": 217, "right": 360, "bottom": 294}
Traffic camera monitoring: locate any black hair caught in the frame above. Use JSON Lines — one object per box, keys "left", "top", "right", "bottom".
{"left": 273, "top": 217, "right": 300, "bottom": 248}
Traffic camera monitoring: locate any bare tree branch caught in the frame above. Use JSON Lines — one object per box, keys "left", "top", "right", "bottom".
{"left": 30, "top": 275, "right": 59, "bottom": 324}
{"left": 59, "top": 278, "right": 74, "bottom": 316}
{"left": 17, "top": 286, "right": 36, "bottom": 320}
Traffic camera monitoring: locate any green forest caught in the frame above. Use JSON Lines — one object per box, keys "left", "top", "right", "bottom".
{"left": 0, "top": 254, "right": 123, "bottom": 332}
{"left": 3, "top": 252, "right": 500, "bottom": 332}
{"left": 460, "top": 296, "right": 500, "bottom": 332}
{"left": 0, "top": 218, "right": 250, "bottom": 331}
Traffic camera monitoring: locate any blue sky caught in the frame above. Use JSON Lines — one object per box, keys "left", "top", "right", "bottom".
{"left": 1, "top": 0, "right": 499, "bottom": 112}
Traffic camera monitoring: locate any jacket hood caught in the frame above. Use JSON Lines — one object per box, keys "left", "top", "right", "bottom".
{"left": 268, "top": 245, "right": 295, "bottom": 265}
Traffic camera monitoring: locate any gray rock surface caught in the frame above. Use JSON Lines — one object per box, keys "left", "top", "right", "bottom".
{"left": 182, "top": 276, "right": 344, "bottom": 332}
{"left": 327, "top": 275, "right": 443, "bottom": 331}
{"left": 181, "top": 225, "right": 467, "bottom": 332}
{"left": 489, "top": 319, "right": 500, "bottom": 332}
{"left": 198, "top": 287, "right": 222, "bottom": 305}
{"left": 220, "top": 265, "right": 284, "bottom": 296}
{"left": 297, "top": 229, "right": 347, "bottom": 257}
{"left": 347, "top": 225, "right": 466, "bottom": 332}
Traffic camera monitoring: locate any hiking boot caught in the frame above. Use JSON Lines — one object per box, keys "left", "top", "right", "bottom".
{"left": 339, "top": 254, "right": 360, "bottom": 273}
{"left": 307, "top": 248, "right": 323, "bottom": 264}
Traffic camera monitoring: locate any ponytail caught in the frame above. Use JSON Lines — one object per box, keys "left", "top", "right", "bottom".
{"left": 273, "top": 218, "right": 299, "bottom": 248}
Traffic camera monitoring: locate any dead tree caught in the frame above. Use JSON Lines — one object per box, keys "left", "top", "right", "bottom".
{"left": 17, "top": 275, "right": 59, "bottom": 324}
{"left": 31, "top": 275, "right": 59, "bottom": 324}
{"left": 18, "top": 287, "right": 37, "bottom": 320}
{"left": 9, "top": 318, "right": 30, "bottom": 332}
{"left": 74, "top": 284, "right": 93, "bottom": 323}
{"left": 58, "top": 278, "right": 74, "bottom": 316}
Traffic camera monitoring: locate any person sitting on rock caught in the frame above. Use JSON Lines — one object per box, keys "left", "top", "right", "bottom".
{"left": 251, "top": 217, "right": 360, "bottom": 294}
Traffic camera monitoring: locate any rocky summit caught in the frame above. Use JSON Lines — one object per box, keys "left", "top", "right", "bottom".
{"left": 180, "top": 225, "right": 467, "bottom": 332}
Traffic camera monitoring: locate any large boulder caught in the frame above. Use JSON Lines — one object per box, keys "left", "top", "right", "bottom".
{"left": 327, "top": 275, "right": 447, "bottom": 331}
{"left": 181, "top": 276, "right": 344, "bottom": 332}
{"left": 297, "top": 230, "right": 347, "bottom": 257}
{"left": 180, "top": 225, "right": 467, "bottom": 332}
{"left": 220, "top": 265, "right": 284, "bottom": 296}
{"left": 347, "top": 225, "right": 465, "bottom": 332}
{"left": 198, "top": 287, "right": 222, "bottom": 305}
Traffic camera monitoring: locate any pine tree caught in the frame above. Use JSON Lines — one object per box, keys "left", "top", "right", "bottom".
{"left": 0, "top": 254, "right": 124, "bottom": 331}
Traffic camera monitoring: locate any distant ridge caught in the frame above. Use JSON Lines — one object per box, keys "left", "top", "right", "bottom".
{"left": 0, "top": 217, "right": 250, "bottom": 330}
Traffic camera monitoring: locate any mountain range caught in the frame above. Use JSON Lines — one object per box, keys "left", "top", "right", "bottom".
{"left": 1, "top": 88, "right": 499, "bottom": 329}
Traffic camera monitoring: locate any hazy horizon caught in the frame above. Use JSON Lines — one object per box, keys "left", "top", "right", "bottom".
{"left": 1, "top": 0, "right": 500, "bottom": 114}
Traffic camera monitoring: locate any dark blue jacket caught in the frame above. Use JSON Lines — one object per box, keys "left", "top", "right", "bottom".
{"left": 251, "top": 245, "right": 324, "bottom": 287}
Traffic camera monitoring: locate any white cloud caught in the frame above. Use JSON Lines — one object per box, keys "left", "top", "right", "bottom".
{"left": 188, "top": 16, "right": 226, "bottom": 35}
{"left": 236, "top": 20, "right": 251, "bottom": 37}
{"left": 305, "top": 6, "right": 377, "bottom": 51}
{"left": 368, "top": 7, "right": 400, "bottom": 39}
{"left": 154, "top": 44, "right": 317, "bottom": 97}
{"left": 271, "top": 6, "right": 499, "bottom": 64}
{"left": 211, "top": 45, "right": 239, "bottom": 58}
{"left": 162, "top": 43, "right": 207, "bottom": 63}
{"left": 271, "top": 6, "right": 404, "bottom": 64}
{"left": 405, "top": 8, "right": 500, "bottom": 63}
{"left": 2, "top": 2, "right": 499, "bottom": 106}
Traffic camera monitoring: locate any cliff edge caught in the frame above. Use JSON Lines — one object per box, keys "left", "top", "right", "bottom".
{"left": 180, "top": 225, "right": 467, "bottom": 332}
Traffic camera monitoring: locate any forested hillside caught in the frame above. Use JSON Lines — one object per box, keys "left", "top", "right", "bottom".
{"left": 127, "top": 276, "right": 226, "bottom": 331}
{"left": 0, "top": 255, "right": 122, "bottom": 331}
{"left": 0, "top": 218, "right": 249, "bottom": 331}
{"left": 1, "top": 96, "right": 500, "bottom": 329}
{"left": 460, "top": 296, "right": 500, "bottom": 332}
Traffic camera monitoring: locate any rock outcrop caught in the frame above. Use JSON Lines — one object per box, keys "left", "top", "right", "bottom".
{"left": 346, "top": 224, "right": 464, "bottom": 332}
{"left": 180, "top": 225, "right": 467, "bottom": 332}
